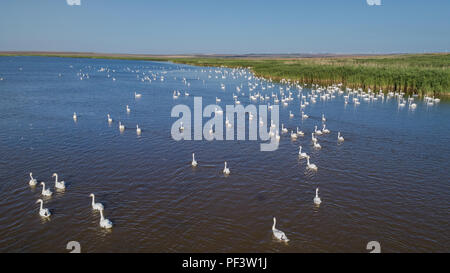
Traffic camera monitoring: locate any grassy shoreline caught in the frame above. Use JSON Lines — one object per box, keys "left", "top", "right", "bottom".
{"left": 1, "top": 52, "right": 449, "bottom": 97}
{"left": 171, "top": 55, "right": 450, "bottom": 97}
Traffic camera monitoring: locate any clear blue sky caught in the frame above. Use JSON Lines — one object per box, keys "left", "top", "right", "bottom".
{"left": 1, "top": 0, "right": 449, "bottom": 54}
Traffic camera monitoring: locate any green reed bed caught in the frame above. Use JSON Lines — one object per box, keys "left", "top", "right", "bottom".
{"left": 169, "top": 54, "right": 450, "bottom": 97}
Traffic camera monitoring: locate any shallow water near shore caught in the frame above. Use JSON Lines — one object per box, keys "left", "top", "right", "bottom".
{"left": 0, "top": 56, "right": 448, "bottom": 252}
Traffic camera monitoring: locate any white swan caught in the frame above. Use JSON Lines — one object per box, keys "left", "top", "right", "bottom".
{"left": 36, "top": 199, "right": 51, "bottom": 217}
{"left": 296, "top": 127, "right": 304, "bottom": 136}
{"left": 223, "top": 161, "right": 230, "bottom": 175}
{"left": 289, "top": 111, "right": 294, "bottom": 118}
{"left": 313, "top": 140, "right": 321, "bottom": 149}
{"left": 311, "top": 132, "right": 317, "bottom": 142}
{"left": 306, "top": 156, "right": 318, "bottom": 171}
{"left": 40, "top": 182, "right": 53, "bottom": 197}
{"left": 322, "top": 124, "right": 330, "bottom": 134}
{"left": 119, "top": 122, "right": 125, "bottom": 131}
{"left": 290, "top": 130, "right": 298, "bottom": 140}
{"left": 29, "top": 172, "right": 37, "bottom": 186}
{"left": 52, "top": 173, "right": 65, "bottom": 190}
{"left": 314, "top": 188, "right": 322, "bottom": 205}
{"left": 126, "top": 105, "right": 130, "bottom": 113}
{"left": 209, "top": 124, "right": 213, "bottom": 135}
{"left": 73, "top": 112, "right": 77, "bottom": 121}
{"left": 275, "top": 131, "right": 280, "bottom": 141}
{"left": 89, "top": 193, "right": 104, "bottom": 211}
{"left": 134, "top": 91, "right": 142, "bottom": 98}
{"left": 281, "top": 124, "right": 288, "bottom": 134}
{"left": 302, "top": 111, "right": 308, "bottom": 119}
{"left": 338, "top": 132, "right": 344, "bottom": 142}
{"left": 298, "top": 146, "right": 307, "bottom": 158}
{"left": 272, "top": 217, "right": 289, "bottom": 242}
{"left": 136, "top": 125, "right": 142, "bottom": 135}
{"left": 99, "top": 209, "right": 113, "bottom": 229}
{"left": 322, "top": 114, "right": 326, "bottom": 122}
{"left": 215, "top": 107, "right": 223, "bottom": 115}
{"left": 107, "top": 114, "right": 112, "bottom": 123}
{"left": 191, "top": 153, "right": 198, "bottom": 167}
{"left": 225, "top": 117, "right": 232, "bottom": 128}
{"left": 315, "top": 125, "right": 323, "bottom": 135}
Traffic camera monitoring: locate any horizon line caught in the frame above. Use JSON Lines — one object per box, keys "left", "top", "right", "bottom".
{"left": 1, "top": 50, "right": 449, "bottom": 59}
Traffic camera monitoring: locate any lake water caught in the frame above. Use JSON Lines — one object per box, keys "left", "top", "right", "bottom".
{"left": 0, "top": 56, "right": 448, "bottom": 253}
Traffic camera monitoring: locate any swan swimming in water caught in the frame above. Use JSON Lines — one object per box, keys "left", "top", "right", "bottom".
{"left": 52, "top": 173, "right": 65, "bottom": 190}
{"left": 223, "top": 161, "right": 230, "bottom": 175}
{"left": 322, "top": 124, "right": 330, "bottom": 134}
{"left": 29, "top": 172, "right": 37, "bottom": 186}
{"left": 107, "top": 114, "right": 112, "bottom": 123}
{"left": 126, "top": 105, "right": 131, "bottom": 113}
{"left": 119, "top": 122, "right": 125, "bottom": 131}
{"left": 281, "top": 124, "right": 288, "bottom": 134}
{"left": 322, "top": 114, "right": 326, "bottom": 122}
{"left": 209, "top": 124, "right": 213, "bottom": 135}
{"left": 314, "top": 125, "right": 323, "bottom": 135}
{"left": 313, "top": 139, "right": 321, "bottom": 149}
{"left": 296, "top": 127, "right": 304, "bottom": 136}
{"left": 73, "top": 112, "right": 77, "bottom": 121}
{"left": 290, "top": 130, "right": 298, "bottom": 140}
{"left": 298, "top": 146, "right": 307, "bottom": 158}
{"left": 306, "top": 156, "right": 318, "bottom": 171}
{"left": 136, "top": 125, "right": 141, "bottom": 135}
{"left": 272, "top": 217, "right": 289, "bottom": 242}
{"left": 89, "top": 193, "right": 104, "bottom": 211}
{"left": 99, "top": 209, "right": 113, "bottom": 229}
{"left": 134, "top": 92, "right": 142, "bottom": 98}
{"left": 311, "top": 132, "right": 317, "bottom": 143}
{"left": 40, "top": 182, "right": 53, "bottom": 197}
{"left": 191, "top": 153, "right": 198, "bottom": 167}
{"left": 36, "top": 199, "right": 51, "bottom": 217}
{"left": 314, "top": 188, "right": 322, "bottom": 205}
{"left": 289, "top": 111, "right": 294, "bottom": 118}
{"left": 338, "top": 132, "right": 344, "bottom": 142}
{"left": 225, "top": 117, "right": 232, "bottom": 128}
